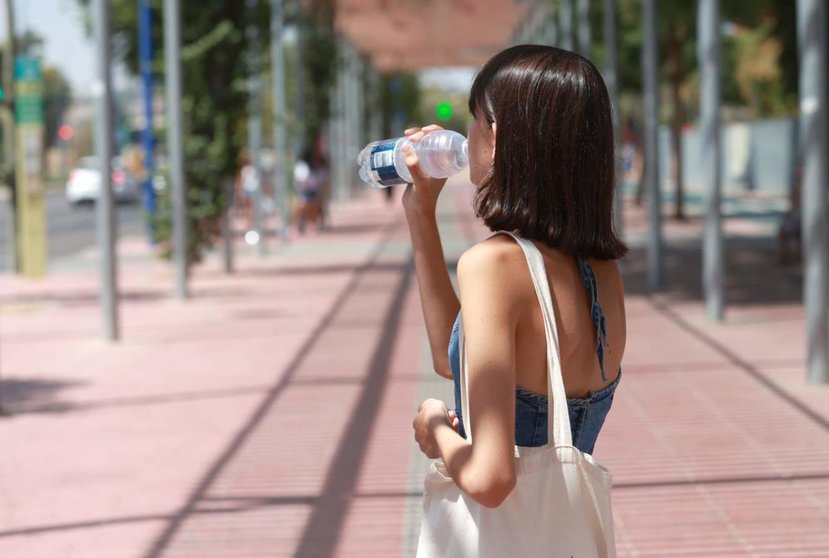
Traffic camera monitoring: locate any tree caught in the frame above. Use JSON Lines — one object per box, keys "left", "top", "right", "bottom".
{"left": 74, "top": 1, "right": 252, "bottom": 261}
{"left": 723, "top": 2, "right": 798, "bottom": 117}
{"left": 74, "top": 0, "right": 342, "bottom": 261}
{"left": 613, "top": 0, "right": 798, "bottom": 218}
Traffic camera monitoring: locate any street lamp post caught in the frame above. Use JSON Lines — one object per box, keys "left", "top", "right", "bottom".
{"left": 246, "top": 0, "right": 265, "bottom": 255}
{"left": 642, "top": 0, "right": 663, "bottom": 291}
{"left": 271, "top": 0, "right": 290, "bottom": 240}
{"left": 603, "top": 0, "right": 622, "bottom": 237}
{"left": 163, "top": 0, "right": 188, "bottom": 297}
{"left": 797, "top": 0, "right": 828, "bottom": 384}
{"left": 93, "top": 0, "right": 119, "bottom": 339}
{"left": 700, "top": 0, "right": 724, "bottom": 321}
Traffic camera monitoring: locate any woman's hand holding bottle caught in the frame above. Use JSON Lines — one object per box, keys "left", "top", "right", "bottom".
{"left": 401, "top": 124, "right": 449, "bottom": 217}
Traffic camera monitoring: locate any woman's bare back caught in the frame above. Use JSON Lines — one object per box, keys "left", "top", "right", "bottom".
{"left": 488, "top": 235, "right": 626, "bottom": 399}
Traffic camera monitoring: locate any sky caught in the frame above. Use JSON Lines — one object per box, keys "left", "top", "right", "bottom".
{"left": 1, "top": 0, "right": 97, "bottom": 92}
{"left": 420, "top": 67, "right": 477, "bottom": 93}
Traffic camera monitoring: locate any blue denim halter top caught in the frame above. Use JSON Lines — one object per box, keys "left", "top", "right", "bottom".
{"left": 448, "top": 247, "right": 621, "bottom": 455}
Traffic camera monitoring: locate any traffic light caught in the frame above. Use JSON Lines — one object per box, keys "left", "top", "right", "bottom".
{"left": 435, "top": 101, "right": 453, "bottom": 121}
{"left": 58, "top": 124, "right": 74, "bottom": 142}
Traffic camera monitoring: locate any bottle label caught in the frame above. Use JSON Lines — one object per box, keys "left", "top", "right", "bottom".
{"left": 370, "top": 141, "right": 407, "bottom": 186}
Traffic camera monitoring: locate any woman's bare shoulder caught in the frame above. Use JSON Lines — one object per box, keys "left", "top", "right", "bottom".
{"left": 457, "top": 234, "right": 526, "bottom": 274}
{"left": 456, "top": 235, "right": 529, "bottom": 303}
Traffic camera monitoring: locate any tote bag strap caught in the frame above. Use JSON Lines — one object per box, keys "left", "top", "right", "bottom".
{"left": 459, "top": 231, "right": 573, "bottom": 448}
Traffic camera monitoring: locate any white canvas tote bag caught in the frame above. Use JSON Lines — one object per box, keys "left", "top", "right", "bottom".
{"left": 416, "top": 231, "right": 617, "bottom": 558}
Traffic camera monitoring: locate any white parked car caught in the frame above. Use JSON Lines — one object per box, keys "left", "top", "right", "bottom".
{"left": 66, "top": 156, "right": 141, "bottom": 205}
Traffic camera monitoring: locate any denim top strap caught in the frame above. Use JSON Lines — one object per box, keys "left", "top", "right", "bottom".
{"left": 576, "top": 258, "right": 609, "bottom": 382}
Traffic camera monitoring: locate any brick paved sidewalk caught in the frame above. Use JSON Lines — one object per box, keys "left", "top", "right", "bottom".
{"left": 1, "top": 180, "right": 828, "bottom": 557}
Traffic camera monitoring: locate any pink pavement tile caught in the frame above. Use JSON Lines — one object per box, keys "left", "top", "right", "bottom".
{"left": 1, "top": 194, "right": 419, "bottom": 557}
{"left": 3, "top": 182, "right": 829, "bottom": 558}
{"left": 613, "top": 479, "right": 829, "bottom": 557}
{"left": 0, "top": 520, "right": 170, "bottom": 558}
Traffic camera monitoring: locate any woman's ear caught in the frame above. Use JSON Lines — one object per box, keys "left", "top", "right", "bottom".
{"left": 489, "top": 121, "right": 497, "bottom": 163}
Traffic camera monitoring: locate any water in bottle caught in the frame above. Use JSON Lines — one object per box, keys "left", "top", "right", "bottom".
{"left": 357, "top": 130, "right": 469, "bottom": 188}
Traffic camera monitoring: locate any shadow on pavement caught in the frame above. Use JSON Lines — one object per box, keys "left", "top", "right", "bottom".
{"left": 2, "top": 384, "right": 282, "bottom": 417}
{"left": 0, "top": 378, "right": 86, "bottom": 415}
{"left": 139, "top": 220, "right": 406, "bottom": 558}
{"left": 623, "top": 236, "right": 803, "bottom": 306}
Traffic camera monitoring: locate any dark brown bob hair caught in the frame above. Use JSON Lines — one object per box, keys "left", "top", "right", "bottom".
{"left": 469, "top": 44, "right": 627, "bottom": 260}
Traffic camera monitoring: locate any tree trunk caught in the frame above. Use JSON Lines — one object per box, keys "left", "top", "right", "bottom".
{"left": 667, "top": 39, "right": 686, "bottom": 220}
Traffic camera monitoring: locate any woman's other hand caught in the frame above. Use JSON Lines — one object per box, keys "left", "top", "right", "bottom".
{"left": 447, "top": 409, "right": 460, "bottom": 432}
{"left": 401, "top": 124, "right": 449, "bottom": 216}
{"left": 413, "top": 398, "right": 453, "bottom": 459}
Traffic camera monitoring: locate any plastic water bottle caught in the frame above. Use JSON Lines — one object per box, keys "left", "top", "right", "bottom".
{"left": 357, "top": 130, "right": 469, "bottom": 188}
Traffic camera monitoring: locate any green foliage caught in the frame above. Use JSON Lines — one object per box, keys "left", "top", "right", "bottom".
{"left": 722, "top": 1, "right": 798, "bottom": 116}
{"left": 75, "top": 0, "right": 342, "bottom": 262}
{"left": 608, "top": 0, "right": 798, "bottom": 119}
{"left": 75, "top": 1, "right": 250, "bottom": 263}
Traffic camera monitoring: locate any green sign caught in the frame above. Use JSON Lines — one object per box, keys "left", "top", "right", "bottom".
{"left": 14, "top": 56, "right": 43, "bottom": 125}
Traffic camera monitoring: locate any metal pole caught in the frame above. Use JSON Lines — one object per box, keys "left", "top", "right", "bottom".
{"left": 577, "top": 0, "right": 591, "bottom": 57}
{"left": 271, "top": 0, "right": 290, "bottom": 239}
{"left": 0, "top": 0, "right": 15, "bottom": 412}
{"left": 336, "top": 43, "right": 348, "bottom": 201}
{"left": 643, "top": 0, "right": 663, "bottom": 291}
{"left": 164, "top": 0, "right": 188, "bottom": 298}
{"left": 559, "top": 0, "right": 574, "bottom": 51}
{"left": 138, "top": 0, "right": 157, "bottom": 243}
{"left": 342, "top": 40, "right": 357, "bottom": 198}
{"left": 797, "top": 0, "right": 828, "bottom": 384}
{"left": 2, "top": 0, "right": 16, "bottom": 273}
{"left": 327, "top": 69, "right": 339, "bottom": 202}
{"left": 246, "top": 0, "right": 265, "bottom": 254}
{"left": 354, "top": 52, "right": 363, "bottom": 194}
{"left": 293, "top": 1, "right": 307, "bottom": 157}
{"left": 345, "top": 42, "right": 358, "bottom": 198}
{"left": 603, "top": 0, "right": 622, "bottom": 238}
{"left": 93, "top": 0, "right": 119, "bottom": 340}
{"left": 700, "top": 0, "right": 724, "bottom": 321}
{"left": 334, "top": 65, "right": 341, "bottom": 203}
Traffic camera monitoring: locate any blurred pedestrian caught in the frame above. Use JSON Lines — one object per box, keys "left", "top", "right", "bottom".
{"left": 234, "top": 151, "right": 258, "bottom": 231}
{"left": 292, "top": 147, "right": 328, "bottom": 234}
{"left": 621, "top": 117, "right": 641, "bottom": 186}
{"left": 408, "top": 46, "right": 625, "bottom": 556}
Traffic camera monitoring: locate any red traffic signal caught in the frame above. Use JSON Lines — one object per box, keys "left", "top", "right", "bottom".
{"left": 58, "top": 124, "right": 74, "bottom": 142}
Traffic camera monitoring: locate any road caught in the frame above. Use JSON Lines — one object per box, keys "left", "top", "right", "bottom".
{"left": 0, "top": 191, "right": 146, "bottom": 268}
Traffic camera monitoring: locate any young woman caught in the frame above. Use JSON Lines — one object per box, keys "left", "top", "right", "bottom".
{"left": 408, "top": 45, "right": 627, "bottom": 509}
